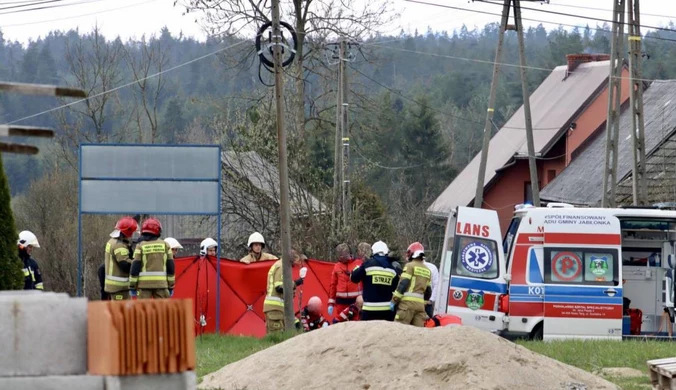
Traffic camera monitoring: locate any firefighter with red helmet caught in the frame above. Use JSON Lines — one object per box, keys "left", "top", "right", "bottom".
{"left": 332, "top": 295, "right": 363, "bottom": 324}
{"left": 299, "top": 296, "right": 330, "bottom": 332}
{"left": 129, "top": 218, "right": 175, "bottom": 299}
{"left": 391, "top": 242, "right": 432, "bottom": 327}
{"left": 328, "top": 243, "right": 363, "bottom": 318}
{"left": 102, "top": 217, "right": 138, "bottom": 300}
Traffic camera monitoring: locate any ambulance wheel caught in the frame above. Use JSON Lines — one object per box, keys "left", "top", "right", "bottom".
{"left": 530, "top": 323, "right": 543, "bottom": 341}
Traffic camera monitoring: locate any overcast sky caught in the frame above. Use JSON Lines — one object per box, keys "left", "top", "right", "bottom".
{"left": 0, "top": 0, "right": 674, "bottom": 45}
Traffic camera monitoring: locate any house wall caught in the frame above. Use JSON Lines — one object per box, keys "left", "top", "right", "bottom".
{"left": 565, "top": 67, "right": 631, "bottom": 165}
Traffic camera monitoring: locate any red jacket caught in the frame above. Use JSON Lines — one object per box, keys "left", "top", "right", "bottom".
{"left": 329, "top": 258, "right": 363, "bottom": 306}
{"left": 332, "top": 303, "right": 360, "bottom": 323}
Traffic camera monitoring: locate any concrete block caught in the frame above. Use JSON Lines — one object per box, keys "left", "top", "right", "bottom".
{"left": 0, "top": 375, "right": 104, "bottom": 390}
{"left": 0, "top": 295, "right": 88, "bottom": 376}
{"left": 104, "top": 371, "right": 197, "bottom": 390}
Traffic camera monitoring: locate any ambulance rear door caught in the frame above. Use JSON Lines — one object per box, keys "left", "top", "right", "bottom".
{"left": 541, "top": 209, "right": 624, "bottom": 340}
{"left": 441, "top": 206, "right": 508, "bottom": 333}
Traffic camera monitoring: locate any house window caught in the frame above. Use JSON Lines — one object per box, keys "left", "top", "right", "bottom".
{"left": 543, "top": 247, "right": 619, "bottom": 286}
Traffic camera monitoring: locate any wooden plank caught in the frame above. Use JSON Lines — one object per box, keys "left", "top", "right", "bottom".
{"left": 0, "top": 142, "right": 38, "bottom": 155}
{"left": 0, "top": 125, "right": 54, "bottom": 138}
{"left": 0, "top": 81, "right": 86, "bottom": 98}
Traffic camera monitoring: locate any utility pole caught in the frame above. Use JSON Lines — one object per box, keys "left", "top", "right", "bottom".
{"left": 602, "top": 0, "right": 626, "bottom": 208}
{"left": 473, "top": 0, "right": 540, "bottom": 208}
{"left": 627, "top": 0, "right": 648, "bottom": 206}
{"left": 341, "top": 39, "right": 350, "bottom": 230}
{"left": 514, "top": 0, "right": 539, "bottom": 207}
{"left": 331, "top": 41, "right": 343, "bottom": 236}
{"left": 270, "top": 0, "right": 296, "bottom": 331}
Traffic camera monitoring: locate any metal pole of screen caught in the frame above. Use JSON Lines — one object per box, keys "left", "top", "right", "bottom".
{"left": 77, "top": 145, "right": 83, "bottom": 297}
{"left": 215, "top": 146, "right": 222, "bottom": 333}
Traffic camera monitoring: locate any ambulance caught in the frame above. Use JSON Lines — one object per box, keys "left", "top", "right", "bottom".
{"left": 435, "top": 203, "right": 676, "bottom": 340}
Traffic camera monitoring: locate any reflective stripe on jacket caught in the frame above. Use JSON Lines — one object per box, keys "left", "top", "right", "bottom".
{"left": 104, "top": 238, "right": 132, "bottom": 293}
{"left": 129, "top": 238, "right": 175, "bottom": 290}
{"left": 328, "top": 258, "right": 362, "bottom": 305}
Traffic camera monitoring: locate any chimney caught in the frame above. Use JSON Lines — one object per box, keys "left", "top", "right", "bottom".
{"left": 565, "top": 53, "right": 611, "bottom": 78}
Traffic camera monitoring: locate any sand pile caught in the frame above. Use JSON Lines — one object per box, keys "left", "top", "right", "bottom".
{"left": 199, "top": 321, "right": 619, "bottom": 390}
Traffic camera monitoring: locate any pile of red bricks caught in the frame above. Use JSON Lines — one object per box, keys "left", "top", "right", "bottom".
{"left": 88, "top": 299, "right": 196, "bottom": 376}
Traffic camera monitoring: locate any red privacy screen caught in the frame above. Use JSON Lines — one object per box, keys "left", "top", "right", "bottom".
{"left": 172, "top": 256, "right": 334, "bottom": 338}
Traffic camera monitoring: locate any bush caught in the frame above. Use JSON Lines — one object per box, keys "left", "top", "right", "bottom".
{"left": 0, "top": 154, "right": 24, "bottom": 290}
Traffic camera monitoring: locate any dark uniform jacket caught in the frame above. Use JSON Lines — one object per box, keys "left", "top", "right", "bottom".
{"left": 350, "top": 254, "right": 400, "bottom": 312}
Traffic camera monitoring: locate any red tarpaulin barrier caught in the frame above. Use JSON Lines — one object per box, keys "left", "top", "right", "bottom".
{"left": 172, "top": 256, "right": 335, "bottom": 338}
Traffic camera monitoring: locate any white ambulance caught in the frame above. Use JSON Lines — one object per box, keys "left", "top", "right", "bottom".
{"left": 435, "top": 204, "right": 676, "bottom": 340}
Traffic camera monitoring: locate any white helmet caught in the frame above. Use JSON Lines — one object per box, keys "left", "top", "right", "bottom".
{"left": 18, "top": 230, "right": 40, "bottom": 248}
{"left": 200, "top": 237, "right": 218, "bottom": 256}
{"left": 371, "top": 241, "right": 389, "bottom": 256}
{"left": 164, "top": 237, "right": 183, "bottom": 249}
{"left": 247, "top": 232, "right": 265, "bottom": 248}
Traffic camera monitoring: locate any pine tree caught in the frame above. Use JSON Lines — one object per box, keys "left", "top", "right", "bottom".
{"left": 0, "top": 154, "right": 24, "bottom": 290}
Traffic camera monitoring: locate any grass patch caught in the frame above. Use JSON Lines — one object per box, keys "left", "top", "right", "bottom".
{"left": 195, "top": 332, "right": 294, "bottom": 380}
{"left": 518, "top": 339, "right": 674, "bottom": 389}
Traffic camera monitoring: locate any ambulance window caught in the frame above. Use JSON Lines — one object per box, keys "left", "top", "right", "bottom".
{"left": 452, "top": 236, "right": 500, "bottom": 280}
{"left": 503, "top": 217, "right": 521, "bottom": 266}
{"left": 544, "top": 248, "right": 619, "bottom": 286}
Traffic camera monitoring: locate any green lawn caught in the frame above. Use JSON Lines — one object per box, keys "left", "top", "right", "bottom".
{"left": 196, "top": 334, "right": 674, "bottom": 389}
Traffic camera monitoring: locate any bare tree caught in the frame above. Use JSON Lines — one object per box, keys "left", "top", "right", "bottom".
{"left": 54, "top": 25, "right": 126, "bottom": 168}
{"left": 123, "top": 35, "right": 169, "bottom": 143}
{"left": 182, "top": 0, "right": 397, "bottom": 142}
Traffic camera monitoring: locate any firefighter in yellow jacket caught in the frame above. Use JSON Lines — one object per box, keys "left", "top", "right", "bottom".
{"left": 391, "top": 242, "right": 432, "bottom": 327}
{"left": 129, "top": 218, "right": 175, "bottom": 299}
{"left": 104, "top": 216, "right": 138, "bottom": 300}
{"left": 240, "top": 232, "right": 279, "bottom": 264}
{"left": 263, "top": 254, "right": 307, "bottom": 333}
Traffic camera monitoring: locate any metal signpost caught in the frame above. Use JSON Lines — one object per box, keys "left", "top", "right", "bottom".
{"left": 78, "top": 143, "right": 223, "bottom": 331}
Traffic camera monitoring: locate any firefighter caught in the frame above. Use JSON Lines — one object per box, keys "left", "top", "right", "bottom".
{"left": 332, "top": 295, "right": 363, "bottom": 324}
{"left": 423, "top": 257, "right": 440, "bottom": 318}
{"left": 129, "top": 218, "right": 175, "bottom": 299}
{"left": 200, "top": 237, "right": 218, "bottom": 257}
{"left": 391, "top": 242, "right": 432, "bottom": 327}
{"left": 240, "top": 232, "right": 278, "bottom": 264}
{"left": 299, "top": 296, "right": 330, "bottom": 332}
{"left": 263, "top": 255, "right": 307, "bottom": 333}
{"left": 103, "top": 217, "right": 138, "bottom": 300}
{"left": 17, "top": 230, "right": 43, "bottom": 290}
{"left": 165, "top": 237, "right": 183, "bottom": 257}
{"left": 350, "top": 240, "right": 400, "bottom": 321}
{"left": 328, "top": 243, "right": 363, "bottom": 318}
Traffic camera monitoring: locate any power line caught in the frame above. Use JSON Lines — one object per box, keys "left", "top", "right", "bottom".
{"left": 1, "top": 0, "right": 161, "bottom": 27}
{"left": 0, "top": 0, "right": 107, "bottom": 15}
{"left": 508, "top": 0, "right": 676, "bottom": 20}
{"left": 6, "top": 40, "right": 249, "bottom": 125}
{"left": 367, "top": 43, "right": 660, "bottom": 83}
{"left": 402, "top": 0, "right": 676, "bottom": 44}
{"left": 475, "top": 0, "right": 676, "bottom": 34}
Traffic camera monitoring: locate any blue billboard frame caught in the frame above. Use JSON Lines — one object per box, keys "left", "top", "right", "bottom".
{"left": 78, "top": 143, "right": 224, "bottom": 332}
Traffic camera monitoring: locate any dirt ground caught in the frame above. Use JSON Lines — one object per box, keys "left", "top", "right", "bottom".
{"left": 199, "top": 321, "right": 620, "bottom": 390}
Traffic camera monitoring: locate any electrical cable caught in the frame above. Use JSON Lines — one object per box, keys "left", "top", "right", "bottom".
{"left": 0, "top": 0, "right": 107, "bottom": 15}
{"left": 1, "top": 0, "right": 161, "bottom": 28}
{"left": 5, "top": 39, "right": 250, "bottom": 125}
{"left": 474, "top": 0, "right": 676, "bottom": 35}
{"left": 401, "top": 0, "right": 676, "bottom": 44}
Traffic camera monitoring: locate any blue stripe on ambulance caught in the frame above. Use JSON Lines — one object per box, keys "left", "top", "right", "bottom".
{"left": 450, "top": 277, "right": 508, "bottom": 294}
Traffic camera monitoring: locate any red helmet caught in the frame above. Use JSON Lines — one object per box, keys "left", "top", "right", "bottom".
{"left": 112, "top": 216, "right": 138, "bottom": 238}
{"left": 141, "top": 218, "right": 162, "bottom": 236}
{"left": 407, "top": 242, "right": 425, "bottom": 260}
